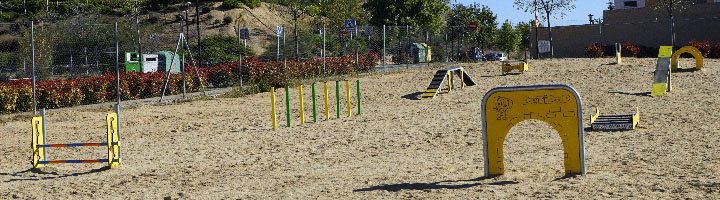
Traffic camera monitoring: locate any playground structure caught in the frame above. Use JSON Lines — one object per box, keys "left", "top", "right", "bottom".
{"left": 481, "top": 85, "right": 585, "bottom": 176}
{"left": 271, "top": 80, "right": 361, "bottom": 130}
{"left": 616, "top": 43, "right": 622, "bottom": 65}
{"left": 652, "top": 46, "right": 673, "bottom": 96}
{"left": 671, "top": 46, "right": 704, "bottom": 71}
{"left": 590, "top": 107, "right": 640, "bottom": 131}
{"left": 420, "top": 66, "right": 477, "bottom": 100}
{"left": 31, "top": 107, "right": 122, "bottom": 169}
{"left": 501, "top": 61, "right": 529, "bottom": 75}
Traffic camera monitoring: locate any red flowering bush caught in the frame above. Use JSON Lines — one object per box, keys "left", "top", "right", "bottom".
{"left": 712, "top": 42, "right": 720, "bottom": 58}
{"left": 0, "top": 53, "right": 377, "bottom": 114}
{"left": 621, "top": 41, "right": 640, "bottom": 57}
{"left": 689, "top": 40, "right": 711, "bottom": 58}
{"left": 585, "top": 45, "right": 604, "bottom": 58}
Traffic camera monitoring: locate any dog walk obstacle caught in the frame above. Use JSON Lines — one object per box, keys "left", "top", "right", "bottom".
{"left": 31, "top": 108, "right": 122, "bottom": 169}
{"left": 671, "top": 46, "right": 704, "bottom": 71}
{"left": 590, "top": 107, "right": 639, "bottom": 131}
{"left": 482, "top": 85, "right": 585, "bottom": 176}
{"left": 652, "top": 46, "right": 673, "bottom": 96}
{"left": 420, "top": 66, "right": 477, "bottom": 100}
{"left": 501, "top": 60, "right": 528, "bottom": 75}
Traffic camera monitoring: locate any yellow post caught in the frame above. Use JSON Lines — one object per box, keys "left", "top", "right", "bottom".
{"left": 271, "top": 87, "right": 277, "bottom": 130}
{"left": 460, "top": 68, "right": 465, "bottom": 88}
{"left": 346, "top": 80, "right": 351, "bottom": 117}
{"left": 448, "top": 71, "right": 453, "bottom": 92}
{"left": 299, "top": 85, "right": 305, "bottom": 125}
{"left": 31, "top": 116, "right": 45, "bottom": 168}
{"left": 324, "top": 82, "right": 329, "bottom": 120}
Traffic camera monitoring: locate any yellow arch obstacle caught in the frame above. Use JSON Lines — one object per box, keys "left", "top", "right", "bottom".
{"left": 481, "top": 85, "right": 585, "bottom": 176}
{"left": 671, "top": 46, "right": 703, "bottom": 71}
{"left": 420, "top": 66, "right": 477, "bottom": 100}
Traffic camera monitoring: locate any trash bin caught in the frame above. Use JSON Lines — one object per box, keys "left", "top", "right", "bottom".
{"left": 155, "top": 51, "right": 181, "bottom": 74}
{"left": 412, "top": 43, "right": 426, "bottom": 63}
{"left": 125, "top": 52, "right": 141, "bottom": 72}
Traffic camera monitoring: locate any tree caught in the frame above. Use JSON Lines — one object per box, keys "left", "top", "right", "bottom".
{"left": 270, "top": 0, "right": 320, "bottom": 61}
{"left": 514, "top": 0, "right": 576, "bottom": 58}
{"left": 653, "top": 0, "right": 694, "bottom": 49}
{"left": 516, "top": 21, "right": 532, "bottom": 57}
{"left": 363, "top": 0, "right": 449, "bottom": 32}
{"left": 496, "top": 20, "right": 521, "bottom": 56}
{"left": 471, "top": 5, "right": 497, "bottom": 56}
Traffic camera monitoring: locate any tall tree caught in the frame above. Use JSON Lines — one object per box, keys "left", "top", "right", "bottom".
{"left": 516, "top": 21, "right": 532, "bottom": 58}
{"left": 364, "top": 0, "right": 449, "bottom": 32}
{"left": 653, "top": 0, "right": 694, "bottom": 49}
{"left": 271, "top": 0, "right": 320, "bottom": 60}
{"left": 470, "top": 4, "right": 497, "bottom": 56}
{"left": 514, "top": 0, "right": 576, "bottom": 58}
{"left": 496, "top": 20, "right": 520, "bottom": 56}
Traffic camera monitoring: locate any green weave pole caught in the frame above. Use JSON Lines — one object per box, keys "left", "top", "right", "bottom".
{"left": 336, "top": 81, "right": 340, "bottom": 118}
{"left": 312, "top": 84, "right": 317, "bottom": 123}
{"left": 357, "top": 80, "right": 361, "bottom": 115}
{"left": 286, "top": 86, "right": 290, "bottom": 127}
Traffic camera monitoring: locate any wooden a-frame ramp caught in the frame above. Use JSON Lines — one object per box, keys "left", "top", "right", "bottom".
{"left": 421, "top": 66, "right": 477, "bottom": 100}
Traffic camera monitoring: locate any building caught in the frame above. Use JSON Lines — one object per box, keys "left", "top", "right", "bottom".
{"left": 531, "top": 1, "right": 720, "bottom": 58}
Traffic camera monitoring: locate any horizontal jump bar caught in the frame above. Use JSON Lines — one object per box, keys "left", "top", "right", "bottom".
{"left": 36, "top": 142, "right": 119, "bottom": 148}
{"left": 37, "top": 159, "right": 120, "bottom": 164}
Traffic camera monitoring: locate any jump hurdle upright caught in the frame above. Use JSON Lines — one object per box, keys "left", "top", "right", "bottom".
{"left": 31, "top": 107, "right": 122, "bottom": 169}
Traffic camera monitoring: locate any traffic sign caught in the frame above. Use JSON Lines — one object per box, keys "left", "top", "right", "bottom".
{"left": 239, "top": 28, "right": 250, "bottom": 39}
{"left": 362, "top": 26, "right": 374, "bottom": 36}
{"left": 344, "top": 19, "right": 356, "bottom": 32}
{"left": 469, "top": 22, "right": 478, "bottom": 31}
{"left": 276, "top": 26, "right": 283, "bottom": 37}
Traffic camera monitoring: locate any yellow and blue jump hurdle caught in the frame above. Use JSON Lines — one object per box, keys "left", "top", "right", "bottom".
{"left": 31, "top": 106, "right": 122, "bottom": 169}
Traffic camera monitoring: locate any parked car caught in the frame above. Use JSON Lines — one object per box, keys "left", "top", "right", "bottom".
{"left": 494, "top": 53, "right": 508, "bottom": 61}
{"left": 484, "top": 53, "right": 496, "bottom": 61}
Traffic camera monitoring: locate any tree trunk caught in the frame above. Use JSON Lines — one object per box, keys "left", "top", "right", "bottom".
{"left": 671, "top": 15, "right": 675, "bottom": 50}
{"left": 546, "top": 11, "right": 553, "bottom": 59}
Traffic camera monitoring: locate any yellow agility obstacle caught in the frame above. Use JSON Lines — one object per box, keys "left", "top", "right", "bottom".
{"left": 482, "top": 85, "right": 585, "bottom": 176}
{"left": 652, "top": 46, "right": 673, "bottom": 96}
{"left": 671, "top": 46, "right": 703, "bottom": 71}
{"left": 31, "top": 108, "right": 122, "bottom": 169}
{"left": 420, "top": 66, "right": 477, "bottom": 100}
{"left": 590, "top": 107, "right": 639, "bottom": 131}
{"left": 501, "top": 61, "right": 528, "bottom": 75}
{"left": 615, "top": 43, "right": 622, "bottom": 64}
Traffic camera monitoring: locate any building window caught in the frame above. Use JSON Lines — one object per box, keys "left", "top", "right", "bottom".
{"left": 624, "top": 1, "right": 638, "bottom": 7}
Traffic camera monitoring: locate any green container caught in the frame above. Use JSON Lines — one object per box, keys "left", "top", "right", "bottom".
{"left": 412, "top": 43, "right": 426, "bottom": 63}
{"left": 125, "top": 52, "right": 141, "bottom": 72}
{"left": 155, "top": 51, "right": 181, "bottom": 74}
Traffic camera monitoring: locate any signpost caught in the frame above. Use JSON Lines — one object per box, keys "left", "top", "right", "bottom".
{"left": 344, "top": 19, "right": 357, "bottom": 32}
{"left": 469, "top": 22, "right": 478, "bottom": 31}
{"left": 277, "top": 26, "right": 282, "bottom": 61}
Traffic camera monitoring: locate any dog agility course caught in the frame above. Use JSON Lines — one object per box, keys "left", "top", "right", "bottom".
{"left": 1, "top": 57, "right": 720, "bottom": 198}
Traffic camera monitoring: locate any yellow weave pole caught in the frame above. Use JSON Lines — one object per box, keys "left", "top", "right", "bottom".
{"left": 448, "top": 71, "right": 453, "bottom": 92}
{"left": 324, "top": 82, "right": 329, "bottom": 120}
{"left": 271, "top": 87, "right": 277, "bottom": 130}
{"left": 346, "top": 80, "right": 351, "bottom": 117}
{"left": 299, "top": 85, "right": 305, "bottom": 125}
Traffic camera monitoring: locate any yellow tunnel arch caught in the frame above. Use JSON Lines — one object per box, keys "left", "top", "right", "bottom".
{"left": 482, "top": 85, "right": 586, "bottom": 176}
{"left": 671, "top": 46, "right": 704, "bottom": 71}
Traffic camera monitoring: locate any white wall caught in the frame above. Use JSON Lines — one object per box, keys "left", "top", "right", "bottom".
{"left": 614, "top": 0, "right": 646, "bottom": 9}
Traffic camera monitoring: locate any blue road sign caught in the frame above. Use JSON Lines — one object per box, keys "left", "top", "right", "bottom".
{"left": 344, "top": 19, "right": 356, "bottom": 32}
{"left": 277, "top": 26, "right": 283, "bottom": 37}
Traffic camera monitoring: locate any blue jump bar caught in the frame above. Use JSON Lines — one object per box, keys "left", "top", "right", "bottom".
{"left": 37, "top": 159, "right": 120, "bottom": 164}
{"left": 36, "top": 142, "right": 118, "bottom": 148}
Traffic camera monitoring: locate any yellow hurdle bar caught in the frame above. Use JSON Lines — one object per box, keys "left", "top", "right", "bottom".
{"left": 299, "top": 85, "right": 305, "bottom": 125}
{"left": 346, "top": 80, "right": 351, "bottom": 117}
{"left": 271, "top": 87, "right": 277, "bottom": 130}
{"left": 324, "top": 82, "right": 329, "bottom": 120}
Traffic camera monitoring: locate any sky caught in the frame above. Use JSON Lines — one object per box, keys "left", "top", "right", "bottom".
{"left": 453, "top": 0, "right": 612, "bottom": 27}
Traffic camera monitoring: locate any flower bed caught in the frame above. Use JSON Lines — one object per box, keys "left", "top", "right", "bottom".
{"left": 0, "top": 53, "right": 379, "bottom": 114}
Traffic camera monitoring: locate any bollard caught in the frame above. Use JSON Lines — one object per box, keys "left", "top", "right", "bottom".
{"left": 346, "top": 81, "right": 351, "bottom": 117}
{"left": 299, "top": 85, "right": 304, "bottom": 125}
{"left": 357, "top": 80, "right": 361, "bottom": 115}
{"left": 336, "top": 81, "right": 340, "bottom": 119}
{"left": 312, "top": 84, "right": 317, "bottom": 123}
{"left": 271, "top": 87, "right": 277, "bottom": 130}
{"left": 286, "top": 86, "right": 290, "bottom": 127}
{"left": 448, "top": 71, "right": 453, "bottom": 92}
{"left": 324, "top": 82, "right": 329, "bottom": 120}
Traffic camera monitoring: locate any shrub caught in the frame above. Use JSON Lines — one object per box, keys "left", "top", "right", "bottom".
{"left": 242, "top": 0, "right": 262, "bottom": 9}
{"left": 689, "top": 40, "right": 711, "bottom": 58}
{"left": 198, "top": 35, "right": 256, "bottom": 64}
{"left": 221, "top": 0, "right": 241, "bottom": 9}
{"left": 223, "top": 16, "right": 233, "bottom": 24}
{"left": 621, "top": 41, "right": 640, "bottom": 57}
{"left": 586, "top": 45, "right": 604, "bottom": 58}
{"left": 202, "top": 6, "right": 212, "bottom": 14}
{"left": 712, "top": 42, "right": 720, "bottom": 58}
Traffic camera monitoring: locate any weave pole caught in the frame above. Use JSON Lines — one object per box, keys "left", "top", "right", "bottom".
{"left": 299, "top": 85, "right": 305, "bottom": 125}
{"left": 336, "top": 81, "right": 340, "bottom": 119}
{"left": 312, "top": 84, "right": 317, "bottom": 123}
{"left": 286, "top": 86, "right": 290, "bottom": 127}
{"left": 357, "top": 80, "right": 361, "bottom": 115}
{"left": 324, "top": 82, "right": 329, "bottom": 120}
{"left": 346, "top": 80, "right": 351, "bottom": 117}
{"left": 271, "top": 87, "right": 277, "bottom": 130}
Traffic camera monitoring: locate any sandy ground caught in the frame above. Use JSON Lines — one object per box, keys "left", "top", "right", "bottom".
{"left": 1, "top": 58, "right": 719, "bottom": 198}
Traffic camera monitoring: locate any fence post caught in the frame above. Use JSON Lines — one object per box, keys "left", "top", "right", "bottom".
{"left": 238, "top": 23, "right": 243, "bottom": 89}
{"left": 383, "top": 25, "right": 386, "bottom": 68}
{"left": 115, "top": 21, "right": 121, "bottom": 106}
{"left": 406, "top": 25, "right": 409, "bottom": 69}
{"left": 323, "top": 24, "right": 326, "bottom": 79}
{"left": 31, "top": 21, "right": 36, "bottom": 115}
{"left": 181, "top": 22, "right": 186, "bottom": 99}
